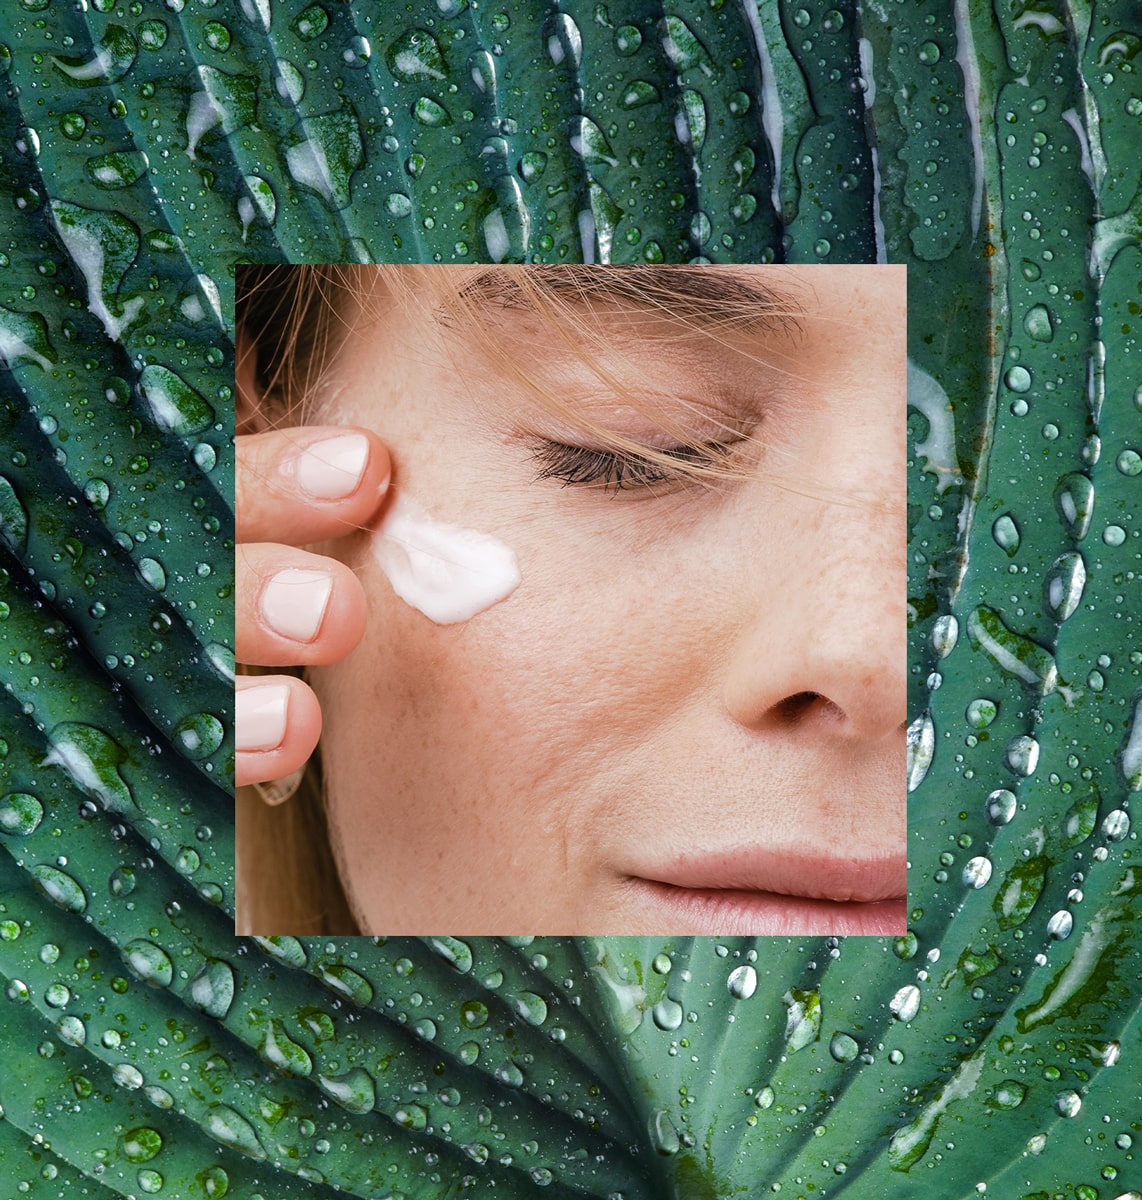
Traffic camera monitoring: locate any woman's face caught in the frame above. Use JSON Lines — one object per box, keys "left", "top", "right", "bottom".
{"left": 311, "top": 265, "right": 907, "bottom": 935}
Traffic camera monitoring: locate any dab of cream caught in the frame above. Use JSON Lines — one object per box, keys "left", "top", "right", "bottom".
{"left": 372, "top": 492, "right": 521, "bottom": 624}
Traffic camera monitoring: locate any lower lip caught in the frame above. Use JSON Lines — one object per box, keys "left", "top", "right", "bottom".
{"left": 632, "top": 880, "right": 907, "bottom": 936}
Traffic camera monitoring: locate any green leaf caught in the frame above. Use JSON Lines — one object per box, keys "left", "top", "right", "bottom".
{"left": 1, "top": 2, "right": 1139, "bottom": 1198}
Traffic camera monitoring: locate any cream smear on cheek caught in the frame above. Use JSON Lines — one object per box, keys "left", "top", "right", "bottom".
{"left": 372, "top": 492, "right": 521, "bottom": 624}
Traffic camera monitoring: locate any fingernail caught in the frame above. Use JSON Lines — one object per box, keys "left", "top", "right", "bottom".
{"left": 296, "top": 433, "right": 370, "bottom": 500}
{"left": 260, "top": 569, "right": 334, "bottom": 643}
{"left": 237, "top": 684, "right": 290, "bottom": 752}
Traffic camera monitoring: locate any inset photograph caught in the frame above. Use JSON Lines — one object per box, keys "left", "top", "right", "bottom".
{"left": 235, "top": 264, "right": 906, "bottom": 936}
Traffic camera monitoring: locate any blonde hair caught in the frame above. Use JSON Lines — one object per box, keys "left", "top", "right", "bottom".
{"left": 235, "top": 264, "right": 800, "bottom": 934}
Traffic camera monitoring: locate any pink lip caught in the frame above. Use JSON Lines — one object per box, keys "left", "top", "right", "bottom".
{"left": 627, "top": 849, "right": 907, "bottom": 936}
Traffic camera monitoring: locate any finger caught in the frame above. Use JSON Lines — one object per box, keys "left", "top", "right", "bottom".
{"left": 237, "top": 426, "right": 390, "bottom": 545}
{"left": 237, "top": 544, "right": 367, "bottom": 666}
{"left": 235, "top": 675, "right": 322, "bottom": 790}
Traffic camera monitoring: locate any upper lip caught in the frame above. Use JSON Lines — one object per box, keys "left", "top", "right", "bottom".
{"left": 632, "top": 848, "right": 907, "bottom": 904}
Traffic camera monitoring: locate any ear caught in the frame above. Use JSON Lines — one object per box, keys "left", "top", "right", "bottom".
{"left": 236, "top": 323, "right": 270, "bottom": 435}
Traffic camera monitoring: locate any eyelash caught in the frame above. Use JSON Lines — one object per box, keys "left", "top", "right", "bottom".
{"left": 532, "top": 440, "right": 735, "bottom": 493}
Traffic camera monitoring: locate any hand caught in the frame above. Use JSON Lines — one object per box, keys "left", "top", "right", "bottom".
{"left": 236, "top": 427, "right": 390, "bottom": 791}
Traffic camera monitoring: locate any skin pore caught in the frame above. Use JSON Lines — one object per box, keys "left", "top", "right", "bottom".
{"left": 292, "top": 265, "right": 907, "bottom": 935}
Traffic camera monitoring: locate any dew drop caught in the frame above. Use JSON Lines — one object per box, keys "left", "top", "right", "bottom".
{"left": 123, "top": 939, "right": 173, "bottom": 987}
{"left": 829, "top": 1032, "right": 859, "bottom": 1062}
{"left": 1023, "top": 304, "right": 1055, "bottom": 342}
{"left": 652, "top": 997, "right": 683, "bottom": 1031}
{"left": 992, "top": 513, "right": 1021, "bottom": 556}
{"left": 1042, "top": 551, "right": 1086, "bottom": 623}
{"left": 188, "top": 958, "right": 235, "bottom": 1019}
{"left": 173, "top": 712, "right": 224, "bottom": 760}
{"left": 0, "top": 792, "right": 44, "bottom": 837}
{"left": 962, "top": 856, "right": 993, "bottom": 888}
{"left": 317, "top": 1067, "right": 376, "bottom": 1114}
{"left": 30, "top": 865, "right": 87, "bottom": 913}
{"left": 1005, "top": 365, "right": 1033, "bottom": 393}
{"left": 930, "top": 613, "right": 958, "bottom": 658}
{"left": 727, "top": 964, "right": 757, "bottom": 999}
{"left": 889, "top": 984, "right": 921, "bottom": 1022}
{"left": 906, "top": 712, "right": 935, "bottom": 792}
{"left": 985, "top": 788, "right": 1017, "bottom": 825}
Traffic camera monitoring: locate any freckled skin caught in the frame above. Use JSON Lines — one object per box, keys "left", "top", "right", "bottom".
{"left": 311, "top": 265, "right": 908, "bottom": 934}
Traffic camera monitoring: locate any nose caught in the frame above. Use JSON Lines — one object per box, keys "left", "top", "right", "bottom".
{"left": 722, "top": 494, "right": 906, "bottom": 743}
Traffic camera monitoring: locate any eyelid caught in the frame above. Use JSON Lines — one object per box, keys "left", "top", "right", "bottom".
{"left": 531, "top": 438, "right": 744, "bottom": 494}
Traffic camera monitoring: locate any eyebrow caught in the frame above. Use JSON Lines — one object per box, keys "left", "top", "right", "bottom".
{"left": 445, "top": 265, "right": 804, "bottom": 336}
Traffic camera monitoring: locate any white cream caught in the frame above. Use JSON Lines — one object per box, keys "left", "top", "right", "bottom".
{"left": 373, "top": 492, "right": 520, "bottom": 624}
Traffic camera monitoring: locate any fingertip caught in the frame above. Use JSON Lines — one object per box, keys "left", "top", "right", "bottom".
{"left": 235, "top": 676, "right": 323, "bottom": 792}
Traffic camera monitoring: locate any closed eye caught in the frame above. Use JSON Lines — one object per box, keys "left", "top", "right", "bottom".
{"left": 531, "top": 440, "right": 740, "bottom": 494}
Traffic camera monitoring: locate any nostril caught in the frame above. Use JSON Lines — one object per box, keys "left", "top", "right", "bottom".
{"left": 775, "top": 692, "right": 822, "bottom": 722}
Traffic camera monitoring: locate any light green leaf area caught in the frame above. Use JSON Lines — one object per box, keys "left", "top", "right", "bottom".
{"left": 0, "top": 3, "right": 1139, "bottom": 1198}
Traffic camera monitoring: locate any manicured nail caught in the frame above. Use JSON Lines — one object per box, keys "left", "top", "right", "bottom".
{"left": 237, "top": 683, "right": 290, "bottom": 752}
{"left": 260, "top": 568, "right": 333, "bottom": 643}
{"left": 296, "top": 433, "right": 370, "bottom": 500}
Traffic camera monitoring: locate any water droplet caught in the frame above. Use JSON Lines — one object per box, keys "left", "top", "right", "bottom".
{"left": 994, "top": 1080, "right": 1026, "bottom": 1109}
{"left": 204, "top": 1105, "right": 265, "bottom": 1159}
{"left": 930, "top": 614, "right": 958, "bottom": 658}
{"left": 994, "top": 857, "right": 1047, "bottom": 928}
{"left": 86, "top": 150, "right": 149, "bottom": 190}
{"left": 109, "top": 866, "right": 136, "bottom": 897}
{"left": 188, "top": 959, "right": 235, "bottom": 1018}
{"left": 1042, "top": 551, "right": 1086, "bottom": 622}
{"left": 292, "top": 4, "right": 328, "bottom": 39}
{"left": 829, "top": 1032, "right": 859, "bottom": 1062}
{"left": 652, "top": 998, "right": 684, "bottom": 1031}
{"left": 394, "top": 1102, "right": 428, "bottom": 1130}
{"left": 1116, "top": 448, "right": 1142, "bottom": 477}
{"left": 966, "top": 698, "right": 998, "bottom": 729}
{"left": 1118, "top": 693, "right": 1142, "bottom": 791}
{"left": 514, "top": 991, "right": 548, "bottom": 1026}
{"left": 428, "top": 935, "right": 473, "bottom": 973}
{"left": 615, "top": 24, "right": 642, "bottom": 54}
{"left": 0, "top": 792, "right": 44, "bottom": 837}
{"left": 544, "top": 12, "right": 582, "bottom": 67}
{"left": 139, "top": 365, "right": 215, "bottom": 435}
{"left": 316, "top": 962, "right": 373, "bottom": 1006}
{"left": 0, "top": 475, "right": 29, "bottom": 554}
{"left": 1054, "top": 472, "right": 1095, "bottom": 541}
{"left": 121, "top": 1127, "right": 163, "bottom": 1163}
{"left": 1102, "top": 808, "right": 1130, "bottom": 840}
{"left": 985, "top": 788, "right": 1017, "bottom": 825}
{"left": 173, "top": 712, "right": 224, "bottom": 760}
{"left": 1005, "top": 365, "right": 1033, "bottom": 393}
{"left": 1103, "top": 524, "right": 1127, "bottom": 546}
{"left": 123, "top": 939, "right": 173, "bottom": 987}
{"left": 412, "top": 95, "right": 451, "bottom": 126}
{"left": 317, "top": 1067, "right": 376, "bottom": 1114}
{"left": 783, "top": 987, "right": 821, "bottom": 1049}
{"left": 889, "top": 984, "right": 921, "bottom": 1022}
{"left": 649, "top": 1108, "right": 680, "bottom": 1155}
{"left": 992, "top": 513, "right": 1021, "bottom": 556}
{"left": 727, "top": 964, "right": 757, "bottom": 999}
{"left": 137, "top": 1170, "right": 163, "bottom": 1194}
{"left": 968, "top": 607, "right": 1058, "bottom": 695}
{"left": 261, "top": 1020, "right": 312, "bottom": 1076}
{"left": 52, "top": 23, "right": 137, "bottom": 83}
{"left": 1055, "top": 1089, "right": 1081, "bottom": 1117}
{"left": 1022, "top": 304, "right": 1055, "bottom": 342}
{"left": 342, "top": 34, "right": 370, "bottom": 67}
{"left": 917, "top": 40, "right": 941, "bottom": 63}
{"left": 621, "top": 79, "right": 660, "bottom": 109}
{"left": 57, "top": 1014, "right": 87, "bottom": 1046}
{"left": 252, "top": 935, "right": 307, "bottom": 968}
{"left": 962, "top": 856, "right": 993, "bottom": 889}
{"left": 43, "top": 722, "right": 133, "bottom": 811}
{"left": 907, "top": 713, "right": 935, "bottom": 791}
{"left": 30, "top": 865, "right": 87, "bottom": 913}
{"left": 388, "top": 28, "right": 445, "bottom": 81}
{"left": 112, "top": 1062, "right": 145, "bottom": 1090}
{"left": 1004, "top": 734, "right": 1040, "bottom": 777}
